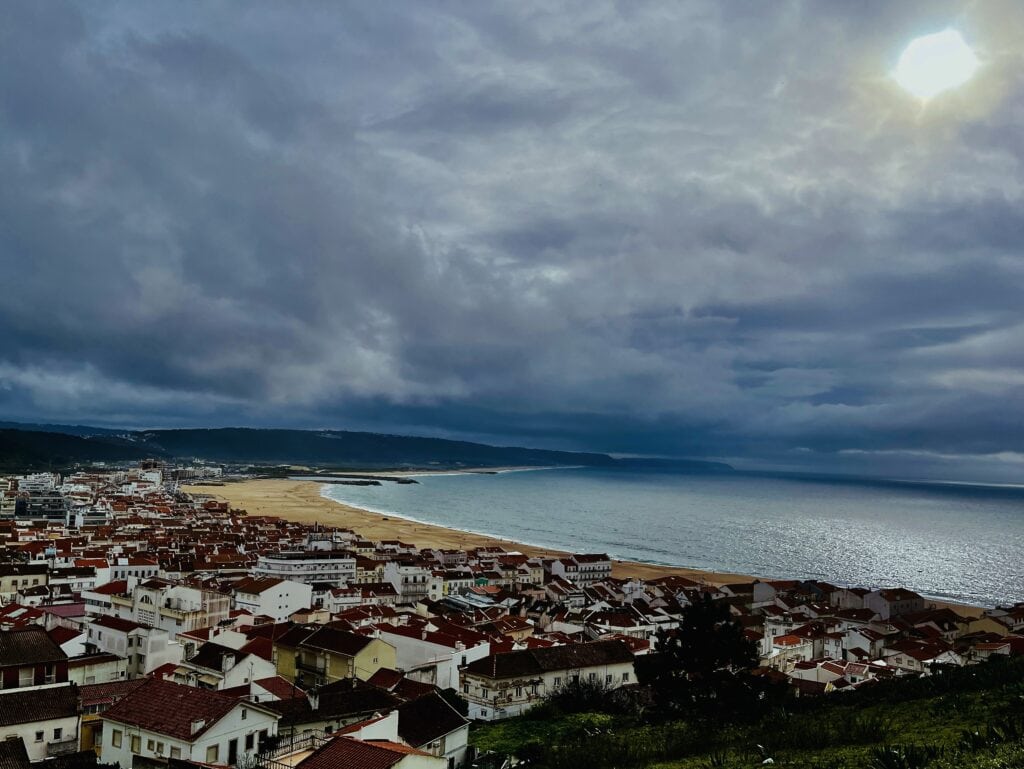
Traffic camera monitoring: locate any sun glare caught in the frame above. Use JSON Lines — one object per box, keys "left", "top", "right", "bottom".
{"left": 893, "top": 29, "right": 979, "bottom": 101}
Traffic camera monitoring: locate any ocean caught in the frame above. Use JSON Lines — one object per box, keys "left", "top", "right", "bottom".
{"left": 317, "top": 466, "right": 1024, "bottom": 608}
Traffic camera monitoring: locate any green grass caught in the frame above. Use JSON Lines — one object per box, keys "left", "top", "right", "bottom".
{"left": 469, "top": 658, "right": 1024, "bottom": 768}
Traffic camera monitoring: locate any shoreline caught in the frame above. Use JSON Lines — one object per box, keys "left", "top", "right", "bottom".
{"left": 183, "top": 477, "right": 755, "bottom": 584}
{"left": 181, "top": 477, "right": 986, "bottom": 615}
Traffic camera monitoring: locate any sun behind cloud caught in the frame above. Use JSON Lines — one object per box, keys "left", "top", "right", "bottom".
{"left": 893, "top": 29, "right": 980, "bottom": 101}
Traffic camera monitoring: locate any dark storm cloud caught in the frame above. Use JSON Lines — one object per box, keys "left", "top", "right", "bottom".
{"left": 3, "top": 0, "right": 1024, "bottom": 480}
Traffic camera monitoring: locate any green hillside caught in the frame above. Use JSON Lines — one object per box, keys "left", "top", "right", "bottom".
{"left": 470, "top": 657, "right": 1024, "bottom": 769}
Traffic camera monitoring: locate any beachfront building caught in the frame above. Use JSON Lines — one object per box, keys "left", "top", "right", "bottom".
{"left": 864, "top": 588, "right": 926, "bottom": 620}
{"left": 461, "top": 639, "right": 635, "bottom": 720}
{"left": 549, "top": 554, "right": 613, "bottom": 587}
{"left": 383, "top": 560, "right": 439, "bottom": 605}
{"left": 255, "top": 551, "right": 357, "bottom": 587}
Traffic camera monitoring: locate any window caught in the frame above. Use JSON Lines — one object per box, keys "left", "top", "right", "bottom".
{"left": 606, "top": 674, "right": 613, "bottom": 684}
{"left": 481, "top": 688, "right": 489, "bottom": 699}
{"left": 130, "top": 735, "right": 141, "bottom": 754}
{"left": 514, "top": 686, "right": 522, "bottom": 697}
{"left": 54, "top": 728, "right": 63, "bottom": 740}
{"left": 147, "top": 739, "right": 155, "bottom": 751}
{"left": 553, "top": 677, "right": 561, "bottom": 687}
{"left": 19, "top": 667, "right": 33, "bottom": 687}
{"left": 245, "top": 733, "right": 255, "bottom": 750}
{"left": 157, "top": 742, "right": 164, "bottom": 754}
{"left": 622, "top": 672, "right": 630, "bottom": 682}
{"left": 206, "top": 745, "right": 219, "bottom": 763}
{"left": 463, "top": 684, "right": 469, "bottom": 694}
{"left": 112, "top": 730, "right": 122, "bottom": 748}
{"left": 588, "top": 672, "right": 596, "bottom": 681}
{"left": 34, "top": 732, "right": 44, "bottom": 743}
{"left": 481, "top": 709, "right": 488, "bottom": 717}
{"left": 241, "top": 708, "right": 247, "bottom": 721}
{"left": 170, "top": 748, "right": 181, "bottom": 759}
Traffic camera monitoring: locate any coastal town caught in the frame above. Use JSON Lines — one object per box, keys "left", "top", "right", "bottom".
{"left": 1, "top": 463, "right": 1022, "bottom": 769}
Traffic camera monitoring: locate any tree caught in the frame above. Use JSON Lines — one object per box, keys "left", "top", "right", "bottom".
{"left": 639, "top": 594, "right": 779, "bottom": 721}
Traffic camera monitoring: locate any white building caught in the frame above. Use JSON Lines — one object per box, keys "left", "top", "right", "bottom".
{"left": 461, "top": 640, "right": 635, "bottom": 720}
{"left": 374, "top": 623, "right": 491, "bottom": 691}
{"left": 85, "top": 615, "right": 182, "bottom": 677}
{"left": 101, "top": 677, "right": 280, "bottom": 768}
{"left": 231, "top": 576, "right": 312, "bottom": 621}
{"left": 255, "top": 551, "right": 356, "bottom": 586}
{"left": 105, "top": 579, "right": 231, "bottom": 639}
{"left": 0, "top": 684, "right": 80, "bottom": 761}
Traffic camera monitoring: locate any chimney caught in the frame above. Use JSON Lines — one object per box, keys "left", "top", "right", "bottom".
{"left": 222, "top": 652, "right": 236, "bottom": 673}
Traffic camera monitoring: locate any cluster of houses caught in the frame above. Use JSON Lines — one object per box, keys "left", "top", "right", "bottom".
{"left": 1, "top": 466, "right": 1022, "bottom": 769}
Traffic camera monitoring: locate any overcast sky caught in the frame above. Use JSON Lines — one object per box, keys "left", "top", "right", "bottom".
{"left": 2, "top": 2, "right": 1024, "bottom": 480}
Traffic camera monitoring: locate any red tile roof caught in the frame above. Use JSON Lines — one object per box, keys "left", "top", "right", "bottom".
{"left": 102, "top": 678, "right": 270, "bottom": 740}
{"left": 297, "top": 737, "right": 431, "bottom": 769}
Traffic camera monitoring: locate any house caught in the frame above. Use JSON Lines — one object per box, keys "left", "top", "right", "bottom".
{"left": 293, "top": 736, "right": 445, "bottom": 769}
{"left": 372, "top": 621, "right": 491, "bottom": 691}
{"left": 0, "top": 684, "right": 81, "bottom": 761}
{"left": 100, "top": 677, "right": 280, "bottom": 768}
{"left": 78, "top": 678, "right": 148, "bottom": 756}
{"left": 67, "top": 653, "right": 129, "bottom": 686}
{"left": 265, "top": 678, "right": 402, "bottom": 739}
{"left": 231, "top": 577, "right": 312, "bottom": 622}
{"left": 864, "top": 588, "right": 925, "bottom": 620}
{"left": 397, "top": 691, "right": 470, "bottom": 768}
{"left": 0, "top": 564, "right": 49, "bottom": 603}
{"left": 461, "top": 640, "right": 635, "bottom": 720}
{"left": 274, "top": 625, "right": 396, "bottom": 687}
{"left": 84, "top": 616, "right": 182, "bottom": 677}
{"left": 170, "top": 640, "right": 276, "bottom": 690}
{"left": 0, "top": 627, "right": 69, "bottom": 690}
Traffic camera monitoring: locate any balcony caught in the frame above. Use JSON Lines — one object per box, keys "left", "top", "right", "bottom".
{"left": 47, "top": 736, "right": 79, "bottom": 757}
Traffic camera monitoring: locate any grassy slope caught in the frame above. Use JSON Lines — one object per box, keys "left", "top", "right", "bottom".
{"left": 470, "top": 658, "right": 1024, "bottom": 768}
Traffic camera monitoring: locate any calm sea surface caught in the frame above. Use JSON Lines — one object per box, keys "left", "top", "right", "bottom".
{"left": 317, "top": 467, "right": 1024, "bottom": 607}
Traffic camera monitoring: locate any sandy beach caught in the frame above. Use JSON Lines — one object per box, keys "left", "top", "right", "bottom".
{"left": 182, "top": 477, "right": 754, "bottom": 584}
{"left": 182, "top": 477, "right": 985, "bottom": 616}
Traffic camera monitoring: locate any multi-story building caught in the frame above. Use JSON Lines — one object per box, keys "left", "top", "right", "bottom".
{"left": 231, "top": 576, "right": 312, "bottom": 621}
{"left": 254, "top": 551, "right": 356, "bottom": 586}
{"left": 461, "top": 640, "right": 635, "bottom": 720}
{"left": 84, "top": 615, "right": 182, "bottom": 677}
{"left": 273, "top": 625, "right": 396, "bottom": 687}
